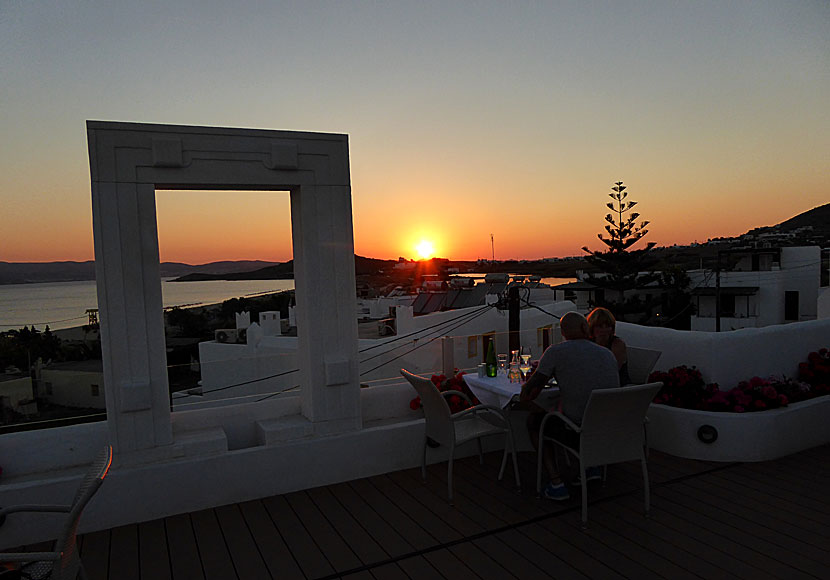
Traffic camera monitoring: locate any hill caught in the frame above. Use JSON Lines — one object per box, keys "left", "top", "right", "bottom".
{"left": 0, "top": 260, "right": 279, "bottom": 285}
{"left": 776, "top": 203, "right": 830, "bottom": 232}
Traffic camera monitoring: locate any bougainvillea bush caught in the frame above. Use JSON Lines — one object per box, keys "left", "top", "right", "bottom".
{"left": 409, "top": 370, "right": 480, "bottom": 414}
{"left": 649, "top": 348, "right": 829, "bottom": 413}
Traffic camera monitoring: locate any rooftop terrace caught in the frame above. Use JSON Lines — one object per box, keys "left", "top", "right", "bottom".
{"left": 22, "top": 444, "right": 827, "bottom": 580}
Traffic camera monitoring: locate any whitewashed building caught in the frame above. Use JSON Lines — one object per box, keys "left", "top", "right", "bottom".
{"left": 688, "top": 246, "right": 821, "bottom": 331}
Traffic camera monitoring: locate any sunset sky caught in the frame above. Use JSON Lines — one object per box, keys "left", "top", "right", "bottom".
{"left": 1, "top": 1, "right": 828, "bottom": 264}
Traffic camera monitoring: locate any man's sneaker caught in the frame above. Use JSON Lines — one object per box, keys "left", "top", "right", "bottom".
{"left": 571, "top": 466, "right": 603, "bottom": 485}
{"left": 542, "top": 481, "right": 570, "bottom": 501}
{"left": 586, "top": 466, "right": 603, "bottom": 482}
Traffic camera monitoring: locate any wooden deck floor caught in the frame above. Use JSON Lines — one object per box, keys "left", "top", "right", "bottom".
{"left": 61, "top": 444, "right": 830, "bottom": 579}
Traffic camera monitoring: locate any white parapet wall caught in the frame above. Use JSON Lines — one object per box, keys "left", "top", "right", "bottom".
{"left": 647, "top": 396, "right": 830, "bottom": 462}
{"left": 617, "top": 318, "right": 830, "bottom": 388}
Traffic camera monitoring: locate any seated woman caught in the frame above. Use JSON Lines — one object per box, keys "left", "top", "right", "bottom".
{"left": 587, "top": 307, "right": 631, "bottom": 385}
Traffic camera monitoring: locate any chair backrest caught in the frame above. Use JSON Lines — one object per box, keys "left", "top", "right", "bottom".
{"left": 53, "top": 445, "right": 112, "bottom": 580}
{"left": 401, "top": 369, "right": 454, "bottom": 445}
{"left": 626, "top": 347, "right": 662, "bottom": 385}
{"left": 578, "top": 382, "right": 663, "bottom": 466}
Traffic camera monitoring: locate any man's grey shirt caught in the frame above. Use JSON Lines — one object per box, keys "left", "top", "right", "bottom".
{"left": 536, "top": 339, "right": 620, "bottom": 423}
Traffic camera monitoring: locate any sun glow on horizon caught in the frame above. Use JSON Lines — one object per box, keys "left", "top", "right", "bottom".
{"left": 415, "top": 239, "right": 436, "bottom": 260}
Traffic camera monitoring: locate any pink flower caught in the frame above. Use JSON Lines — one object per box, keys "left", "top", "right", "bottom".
{"left": 733, "top": 405, "right": 745, "bottom": 413}
{"left": 409, "top": 397, "right": 421, "bottom": 411}
{"left": 762, "top": 386, "right": 778, "bottom": 400}
{"left": 749, "top": 376, "right": 768, "bottom": 388}
{"left": 778, "top": 394, "right": 788, "bottom": 406}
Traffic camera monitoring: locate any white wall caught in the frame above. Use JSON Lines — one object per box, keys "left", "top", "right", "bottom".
{"left": 0, "top": 377, "right": 34, "bottom": 411}
{"left": 689, "top": 246, "right": 820, "bottom": 330}
{"left": 188, "top": 300, "right": 575, "bottom": 406}
{"left": 617, "top": 317, "right": 830, "bottom": 388}
{"left": 41, "top": 370, "right": 106, "bottom": 409}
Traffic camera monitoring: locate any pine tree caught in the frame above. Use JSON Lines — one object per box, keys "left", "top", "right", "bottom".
{"left": 582, "top": 181, "right": 656, "bottom": 314}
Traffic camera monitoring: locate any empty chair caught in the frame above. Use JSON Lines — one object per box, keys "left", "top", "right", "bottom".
{"left": 536, "top": 382, "right": 663, "bottom": 525}
{"left": 0, "top": 445, "right": 113, "bottom": 580}
{"left": 625, "top": 346, "right": 662, "bottom": 385}
{"left": 401, "top": 369, "right": 520, "bottom": 503}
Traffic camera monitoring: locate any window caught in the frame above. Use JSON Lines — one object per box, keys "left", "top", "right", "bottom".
{"left": 482, "top": 332, "right": 495, "bottom": 362}
{"left": 91, "top": 384, "right": 100, "bottom": 397}
{"left": 538, "top": 325, "right": 552, "bottom": 350}
{"left": 720, "top": 294, "right": 736, "bottom": 317}
{"left": 784, "top": 291, "right": 799, "bottom": 321}
{"left": 467, "top": 335, "right": 477, "bottom": 358}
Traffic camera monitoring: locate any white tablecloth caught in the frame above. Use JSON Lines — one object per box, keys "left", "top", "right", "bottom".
{"left": 463, "top": 374, "right": 522, "bottom": 409}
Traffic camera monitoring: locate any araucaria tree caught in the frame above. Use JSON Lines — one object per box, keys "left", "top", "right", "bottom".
{"left": 593, "top": 181, "right": 653, "bottom": 252}
{"left": 582, "top": 181, "right": 656, "bottom": 317}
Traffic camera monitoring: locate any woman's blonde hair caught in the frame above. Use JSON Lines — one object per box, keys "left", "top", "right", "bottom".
{"left": 587, "top": 307, "right": 616, "bottom": 334}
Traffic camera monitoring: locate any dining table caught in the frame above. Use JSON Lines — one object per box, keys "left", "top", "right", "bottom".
{"left": 463, "top": 373, "right": 560, "bottom": 452}
{"left": 463, "top": 373, "right": 560, "bottom": 410}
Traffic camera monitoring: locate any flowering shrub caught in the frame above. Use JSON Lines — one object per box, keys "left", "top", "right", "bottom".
{"left": 650, "top": 347, "right": 829, "bottom": 413}
{"left": 798, "top": 348, "right": 830, "bottom": 395}
{"left": 409, "top": 370, "right": 480, "bottom": 414}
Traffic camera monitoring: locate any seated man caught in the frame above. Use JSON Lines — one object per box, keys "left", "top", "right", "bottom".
{"left": 520, "top": 311, "right": 620, "bottom": 501}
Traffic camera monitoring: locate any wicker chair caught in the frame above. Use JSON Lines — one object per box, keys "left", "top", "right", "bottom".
{"left": 536, "top": 382, "right": 662, "bottom": 525}
{"left": 402, "top": 369, "right": 520, "bottom": 504}
{"left": 0, "top": 445, "right": 113, "bottom": 580}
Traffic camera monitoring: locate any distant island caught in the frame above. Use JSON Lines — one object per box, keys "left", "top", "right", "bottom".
{"left": 2, "top": 203, "right": 827, "bottom": 286}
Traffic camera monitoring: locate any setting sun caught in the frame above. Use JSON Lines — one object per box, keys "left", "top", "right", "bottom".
{"left": 415, "top": 240, "right": 436, "bottom": 260}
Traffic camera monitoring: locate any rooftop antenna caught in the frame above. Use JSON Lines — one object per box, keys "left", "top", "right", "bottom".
{"left": 490, "top": 233, "right": 495, "bottom": 261}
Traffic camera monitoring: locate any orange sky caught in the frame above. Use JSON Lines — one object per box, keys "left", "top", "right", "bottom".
{"left": 1, "top": 2, "right": 828, "bottom": 264}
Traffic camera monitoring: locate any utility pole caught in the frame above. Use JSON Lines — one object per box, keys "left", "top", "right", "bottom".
{"left": 715, "top": 251, "right": 721, "bottom": 332}
{"left": 508, "top": 285, "right": 520, "bottom": 353}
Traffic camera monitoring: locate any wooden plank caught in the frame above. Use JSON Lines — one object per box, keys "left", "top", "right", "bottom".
{"left": 328, "top": 480, "right": 414, "bottom": 559}
{"left": 394, "top": 555, "right": 442, "bottom": 579}
{"left": 557, "top": 508, "right": 702, "bottom": 580}
{"left": 448, "top": 541, "right": 517, "bottom": 580}
{"left": 390, "top": 466, "right": 490, "bottom": 537}
{"left": 423, "top": 548, "right": 482, "bottom": 580}
{"left": 676, "top": 474, "right": 830, "bottom": 546}
{"left": 138, "top": 519, "right": 172, "bottom": 580}
{"left": 262, "top": 494, "right": 335, "bottom": 579}
{"left": 712, "top": 465, "right": 830, "bottom": 514}
{"left": 539, "top": 515, "right": 666, "bottom": 580}
{"left": 367, "top": 473, "right": 461, "bottom": 545}
{"left": 366, "top": 563, "right": 409, "bottom": 580}
{"left": 653, "top": 481, "right": 830, "bottom": 569}
{"left": 214, "top": 504, "right": 270, "bottom": 580}
{"left": 340, "top": 571, "right": 374, "bottom": 580}
{"left": 307, "top": 485, "right": 389, "bottom": 565}
{"left": 488, "top": 527, "right": 600, "bottom": 580}
{"left": 285, "top": 489, "right": 362, "bottom": 572}
{"left": 645, "top": 486, "right": 827, "bottom": 579}
{"left": 517, "top": 522, "right": 625, "bottom": 580}
{"left": 603, "top": 495, "right": 770, "bottom": 580}
{"left": 79, "top": 529, "right": 110, "bottom": 580}
{"left": 348, "top": 477, "right": 436, "bottom": 552}
{"left": 473, "top": 532, "right": 576, "bottom": 580}
{"left": 165, "top": 513, "right": 204, "bottom": 580}
{"left": 238, "top": 499, "right": 304, "bottom": 580}
{"left": 190, "top": 509, "right": 236, "bottom": 580}
{"left": 108, "top": 524, "right": 140, "bottom": 580}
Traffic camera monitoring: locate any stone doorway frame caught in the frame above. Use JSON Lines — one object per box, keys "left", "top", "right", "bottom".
{"left": 87, "top": 121, "right": 360, "bottom": 454}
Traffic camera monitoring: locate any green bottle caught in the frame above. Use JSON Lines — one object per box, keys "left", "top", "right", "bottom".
{"left": 485, "top": 340, "right": 497, "bottom": 377}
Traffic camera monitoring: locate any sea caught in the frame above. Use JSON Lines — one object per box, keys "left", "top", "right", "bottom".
{"left": 0, "top": 279, "right": 295, "bottom": 332}
{"left": 0, "top": 275, "right": 575, "bottom": 333}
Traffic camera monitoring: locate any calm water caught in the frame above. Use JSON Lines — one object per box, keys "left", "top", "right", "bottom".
{"left": 0, "top": 279, "right": 295, "bottom": 332}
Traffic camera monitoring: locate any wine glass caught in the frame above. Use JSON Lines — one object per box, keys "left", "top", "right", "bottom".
{"left": 497, "top": 354, "right": 508, "bottom": 376}
{"left": 520, "top": 353, "right": 532, "bottom": 380}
